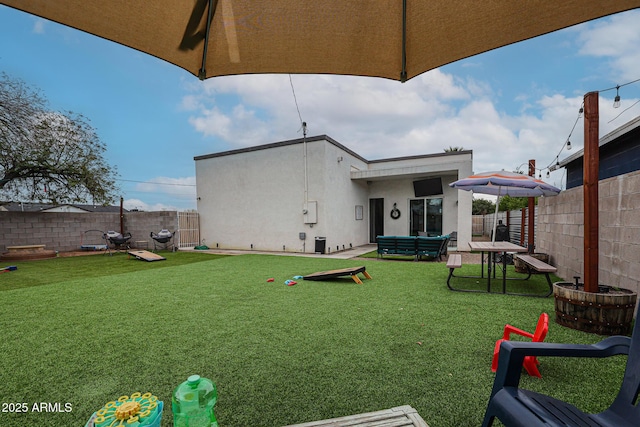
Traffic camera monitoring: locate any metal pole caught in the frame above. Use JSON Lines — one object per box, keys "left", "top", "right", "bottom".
{"left": 528, "top": 160, "right": 535, "bottom": 253}
{"left": 302, "top": 121, "right": 308, "bottom": 204}
{"left": 119, "top": 196, "right": 124, "bottom": 235}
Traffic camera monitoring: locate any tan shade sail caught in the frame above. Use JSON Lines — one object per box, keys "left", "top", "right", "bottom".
{"left": 2, "top": 0, "right": 639, "bottom": 82}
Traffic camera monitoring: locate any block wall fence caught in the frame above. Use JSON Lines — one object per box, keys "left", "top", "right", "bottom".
{"left": 537, "top": 170, "right": 640, "bottom": 296}
{"left": 0, "top": 211, "right": 178, "bottom": 253}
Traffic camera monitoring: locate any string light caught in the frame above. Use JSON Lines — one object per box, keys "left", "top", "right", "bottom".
{"left": 598, "top": 77, "right": 640, "bottom": 110}
{"left": 516, "top": 76, "right": 639, "bottom": 183}
{"left": 613, "top": 85, "right": 621, "bottom": 108}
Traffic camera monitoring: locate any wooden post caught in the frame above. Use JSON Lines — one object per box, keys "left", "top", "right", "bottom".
{"left": 583, "top": 92, "right": 599, "bottom": 293}
{"left": 528, "top": 160, "right": 535, "bottom": 254}
{"left": 520, "top": 208, "right": 526, "bottom": 246}
{"left": 120, "top": 196, "right": 124, "bottom": 236}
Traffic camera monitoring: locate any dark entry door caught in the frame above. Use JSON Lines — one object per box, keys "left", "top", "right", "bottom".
{"left": 369, "top": 198, "right": 384, "bottom": 243}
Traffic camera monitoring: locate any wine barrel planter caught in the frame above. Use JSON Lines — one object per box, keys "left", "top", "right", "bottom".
{"left": 553, "top": 282, "right": 637, "bottom": 336}
{"left": 514, "top": 253, "right": 549, "bottom": 273}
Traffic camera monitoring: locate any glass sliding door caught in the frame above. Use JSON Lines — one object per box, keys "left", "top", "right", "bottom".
{"left": 369, "top": 198, "right": 384, "bottom": 242}
{"left": 426, "top": 198, "right": 443, "bottom": 236}
{"left": 409, "top": 198, "right": 443, "bottom": 236}
{"left": 410, "top": 199, "right": 425, "bottom": 236}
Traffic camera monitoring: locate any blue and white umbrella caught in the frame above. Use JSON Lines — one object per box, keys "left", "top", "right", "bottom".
{"left": 450, "top": 171, "right": 561, "bottom": 243}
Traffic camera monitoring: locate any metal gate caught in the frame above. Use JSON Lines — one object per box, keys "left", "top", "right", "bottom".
{"left": 177, "top": 211, "right": 200, "bottom": 248}
{"left": 473, "top": 206, "right": 538, "bottom": 248}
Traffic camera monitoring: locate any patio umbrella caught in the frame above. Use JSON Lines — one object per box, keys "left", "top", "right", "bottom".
{"left": 2, "top": 1, "right": 639, "bottom": 82}
{"left": 449, "top": 171, "right": 561, "bottom": 244}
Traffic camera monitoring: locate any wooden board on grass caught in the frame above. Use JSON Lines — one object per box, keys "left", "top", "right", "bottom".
{"left": 284, "top": 405, "right": 429, "bottom": 426}
{"left": 127, "top": 250, "right": 166, "bottom": 262}
{"left": 303, "top": 266, "right": 371, "bottom": 284}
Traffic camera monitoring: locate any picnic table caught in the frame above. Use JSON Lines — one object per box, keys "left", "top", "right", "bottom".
{"left": 447, "top": 242, "right": 555, "bottom": 297}
{"left": 468, "top": 241, "right": 528, "bottom": 293}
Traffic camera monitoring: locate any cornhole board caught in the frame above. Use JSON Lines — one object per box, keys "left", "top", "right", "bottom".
{"left": 127, "top": 250, "right": 166, "bottom": 262}
{"left": 303, "top": 266, "right": 372, "bottom": 284}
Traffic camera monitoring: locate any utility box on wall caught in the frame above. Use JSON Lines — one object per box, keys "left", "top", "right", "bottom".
{"left": 303, "top": 201, "right": 317, "bottom": 224}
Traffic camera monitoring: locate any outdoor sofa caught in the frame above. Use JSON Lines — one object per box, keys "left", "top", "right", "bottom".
{"left": 376, "top": 235, "right": 450, "bottom": 261}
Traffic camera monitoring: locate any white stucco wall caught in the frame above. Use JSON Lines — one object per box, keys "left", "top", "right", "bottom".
{"left": 197, "top": 142, "right": 306, "bottom": 251}
{"left": 195, "top": 137, "right": 473, "bottom": 253}
{"left": 315, "top": 142, "right": 370, "bottom": 252}
{"left": 454, "top": 165, "right": 474, "bottom": 251}
{"left": 195, "top": 139, "right": 371, "bottom": 253}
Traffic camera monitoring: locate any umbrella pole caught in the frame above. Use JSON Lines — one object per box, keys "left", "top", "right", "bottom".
{"left": 491, "top": 192, "right": 501, "bottom": 244}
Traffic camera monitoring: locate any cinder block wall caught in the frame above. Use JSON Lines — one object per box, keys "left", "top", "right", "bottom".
{"left": 0, "top": 211, "right": 178, "bottom": 253}
{"left": 124, "top": 211, "right": 177, "bottom": 250}
{"left": 537, "top": 170, "right": 640, "bottom": 295}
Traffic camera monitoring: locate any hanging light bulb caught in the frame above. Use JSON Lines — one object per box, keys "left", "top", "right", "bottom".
{"left": 613, "top": 85, "right": 621, "bottom": 108}
{"left": 546, "top": 170, "right": 550, "bottom": 178}
{"left": 579, "top": 106, "right": 584, "bottom": 114}
{"left": 566, "top": 139, "right": 572, "bottom": 150}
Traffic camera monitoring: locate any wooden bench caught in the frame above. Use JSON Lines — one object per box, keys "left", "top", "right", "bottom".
{"left": 514, "top": 254, "right": 556, "bottom": 296}
{"left": 446, "top": 254, "right": 463, "bottom": 290}
{"left": 1, "top": 244, "right": 56, "bottom": 261}
{"left": 284, "top": 405, "right": 429, "bottom": 427}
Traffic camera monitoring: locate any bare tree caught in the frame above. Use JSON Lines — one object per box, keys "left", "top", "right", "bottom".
{"left": 0, "top": 73, "right": 118, "bottom": 204}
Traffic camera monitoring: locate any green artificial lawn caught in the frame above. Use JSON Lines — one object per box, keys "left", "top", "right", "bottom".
{"left": 0, "top": 253, "right": 629, "bottom": 427}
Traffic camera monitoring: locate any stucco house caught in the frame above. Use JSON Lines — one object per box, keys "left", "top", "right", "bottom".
{"left": 0, "top": 202, "right": 125, "bottom": 213}
{"left": 194, "top": 135, "right": 473, "bottom": 254}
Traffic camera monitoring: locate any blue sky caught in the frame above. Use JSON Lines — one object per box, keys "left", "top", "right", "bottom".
{"left": 1, "top": 6, "right": 639, "bottom": 211}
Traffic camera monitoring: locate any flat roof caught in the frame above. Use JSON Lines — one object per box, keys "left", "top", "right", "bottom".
{"left": 194, "top": 134, "right": 472, "bottom": 165}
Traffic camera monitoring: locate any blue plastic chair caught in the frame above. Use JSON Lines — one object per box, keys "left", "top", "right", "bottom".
{"left": 482, "top": 317, "right": 639, "bottom": 426}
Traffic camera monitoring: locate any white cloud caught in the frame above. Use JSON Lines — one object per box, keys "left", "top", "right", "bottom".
{"left": 179, "top": 10, "right": 640, "bottom": 194}
{"left": 188, "top": 104, "right": 270, "bottom": 145}
{"left": 179, "top": 94, "right": 202, "bottom": 111}
{"left": 32, "top": 18, "right": 45, "bottom": 34}
{"left": 577, "top": 10, "right": 640, "bottom": 82}
{"left": 123, "top": 198, "right": 180, "bottom": 212}
{"left": 123, "top": 177, "right": 197, "bottom": 211}
{"left": 134, "top": 176, "right": 196, "bottom": 199}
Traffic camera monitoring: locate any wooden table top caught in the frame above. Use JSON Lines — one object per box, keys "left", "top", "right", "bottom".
{"left": 468, "top": 241, "right": 527, "bottom": 252}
